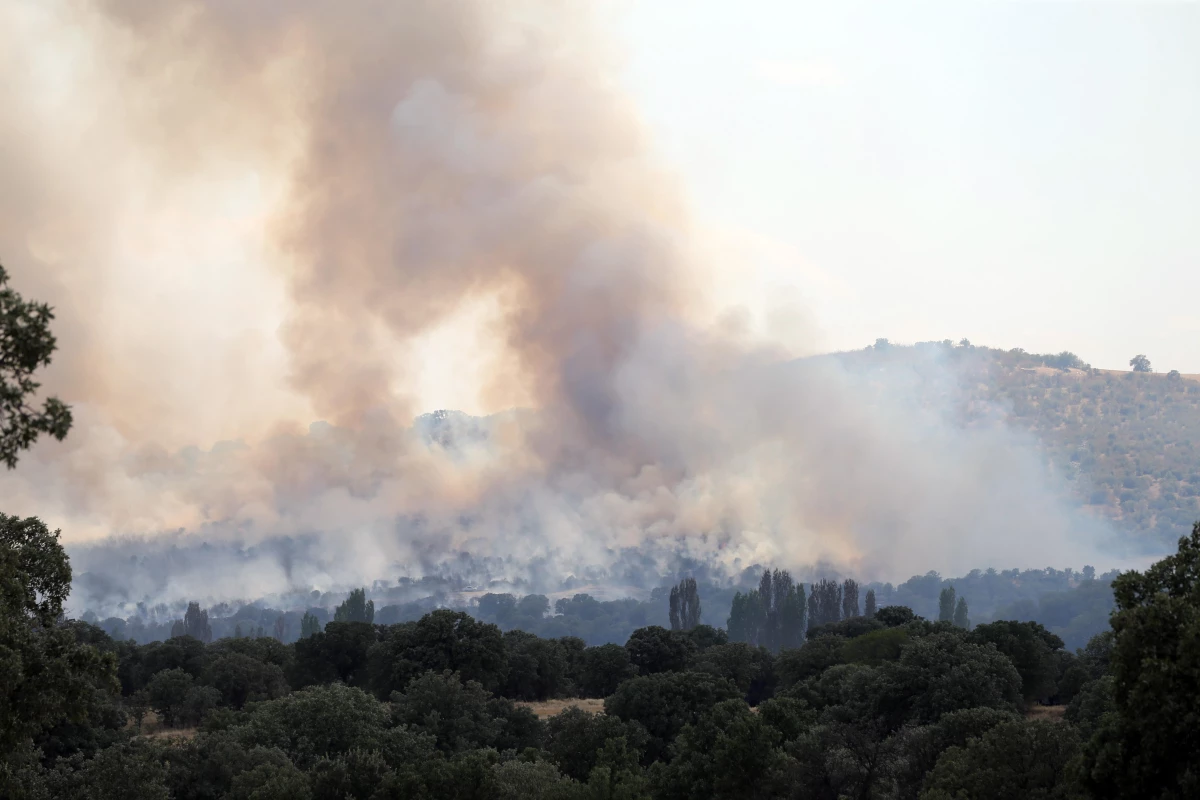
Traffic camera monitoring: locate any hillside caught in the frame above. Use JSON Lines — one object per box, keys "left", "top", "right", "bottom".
{"left": 839, "top": 341, "right": 1200, "bottom": 546}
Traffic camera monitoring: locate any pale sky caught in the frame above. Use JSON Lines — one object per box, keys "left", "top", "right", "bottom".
{"left": 611, "top": 0, "right": 1200, "bottom": 373}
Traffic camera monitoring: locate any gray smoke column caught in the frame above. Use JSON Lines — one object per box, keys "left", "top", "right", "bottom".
{"left": 0, "top": 0, "right": 1117, "bottom": 612}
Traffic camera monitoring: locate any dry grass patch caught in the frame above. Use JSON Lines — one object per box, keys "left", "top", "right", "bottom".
{"left": 144, "top": 725, "right": 198, "bottom": 741}
{"left": 517, "top": 698, "right": 606, "bottom": 719}
{"left": 1026, "top": 705, "right": 1067, "bottom": 723}
{"left": 131, "top": 710, "right": 198, "bottom": 741}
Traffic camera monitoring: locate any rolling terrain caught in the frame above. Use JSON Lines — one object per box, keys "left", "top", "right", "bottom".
{"left": 837, "top": 341, "right": 1200, "bottom": 548}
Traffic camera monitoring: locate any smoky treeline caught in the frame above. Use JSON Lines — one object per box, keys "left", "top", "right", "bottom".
{"left": 8, "top": 513, "right": 1199, "bottom": 798}
{"left": 54, "top": 339, "right": 1194, "bottom": 626}
{"left": 83, "top": 560, "right": 1119, "bottom": 654}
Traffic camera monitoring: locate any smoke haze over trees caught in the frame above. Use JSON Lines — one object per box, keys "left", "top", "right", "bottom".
{"left": 1, "top": 0, "right": 1197, "bottom": 794}
{"left": 48, "top": 339, "right": 1198, "bottom": 622}
{"left": 1, "top": 1, "right": 1184, "bottom": 622}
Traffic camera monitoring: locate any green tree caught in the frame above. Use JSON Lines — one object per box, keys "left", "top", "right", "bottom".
{"left": 366, "top": 610, "right": 508, "bottom": 696}
{"left": 333, "top": 587, "right": 374, "bottom": 624}
{"left": 545, "top": 706, "right": 649, "bottom": 782}
{"left": 953, "top": 597, "right": 970, "bottom": 629}
{"left": 0, "top": 514, "right": 117, "bottom": 753}
{"left": 491, "top": 759, "right": 579, "bottom": 800}
{"left": 780, "top": 581, "right": 806, "bottom": 651}
{"left": 230, "top": 683, "right": 427, "bottom": 768}
{"left": 886, "top": 632, "right": 1023, "bottom": 726}
{"left": 876, "top": 605, "right": 918, "bottom": 627}
{"left": 308, "top": 749, "right": 393, "bottom": 800}
{"left": 890, "top": 707, "right": 1022, "bottom": 798}
{"left": 808, "top": 579, "right": 842, "bottom": 631}
{"left": 727, "top": 589, "right": 764, "bottom": 647}
{"left": 668, "top": 577, "right": 701, "bottom": 631}
{"left": 131, "top": 635, "right": 206, "bottom": 688}
{"left": 775, "top": 636, "right": 845, "bottom": 692}
{"left": 694, "top": 642, "right": 775, "bottom": 702}
{"left": 228, "top": 749, "right": 311, "bottom": 800}
{"left": 970, "top": 620, "right": 1063, "bottom": 704}
{"left": 1064, "top": 675, "right": 1114, "bottom": 738}
{"left": 732, "top": 570, "right": 805, "bottom": 652}
{"left": 0, "top": 264, "right": 72, "bottom": 468}
{"left": 842, "top": 578, "right": 860, "bottom": 619}
{"left": 290, "top": 620, "right": 378, "bottom": 688}
{"left": 145, "top": 668, "right": 194, "bottom": 728}
{"left": 1077, "top": 521, "right": 1200, "bottom": 798}
{"left": 578, "top": 643, "right": 637, "bottom": 698}
{"left": 681, "top": 624, "right": 727, "bottom": 653}
{"left": 391, "top": 670, "right": 505, "bottom": 753}
{"left": 865, "top": 588, "right": 877, "bottom": 618}
{"left": 1129, "top": 354, "right": 1152, "bottom": 373}
{"left": 299, "top": 611, "right": 321, "bottom": 639}
{"left": 500, "top": 629, "right": 570, "bottom": 701}
{"left": 840, "top": 626, "right": 910, "bottom": 666}
{"left": 921, "top": 719, "right": 1081, "bottom": 799}
{"left": 604, "top": 671, "right": 741, "bottom": 762}
{"left": 44, "top": 740, "right": 171, "bottom": 800}
{"left": 668, "top": 585, "right": 680, "bottom": 631}
{"left": 205, "top": 652, "right": 289, "bottom": 709}
{"left": 650, "top": 699, "right": 786, "bottom": 799}
{"left": 938, "top": 586, "right": 957, "bottom": 622}
{"left": 625, "top": 626, "right": 695, "bottom": 675}
{"left": 183, "top": 602, "right": 212, "bottom": 643}
{"left": 126, "top": 689, "right": 150, "bottom": 733}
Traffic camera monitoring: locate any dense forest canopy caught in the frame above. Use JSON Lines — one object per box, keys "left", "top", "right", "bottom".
{"left": 4, "top": 513, "right": 1200, "bottom": 798}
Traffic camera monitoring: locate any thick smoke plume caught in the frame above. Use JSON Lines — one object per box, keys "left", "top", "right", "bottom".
{"left": 0, "top": 1, "right": 1117, "bottom": 615}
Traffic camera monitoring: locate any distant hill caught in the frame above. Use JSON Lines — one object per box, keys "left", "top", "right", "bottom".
{"left": 838, "top": 341, "right": 1200, "bottom": 546}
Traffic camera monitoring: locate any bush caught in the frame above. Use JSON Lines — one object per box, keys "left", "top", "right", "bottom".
{"left": 604, "top": 671, "right": 740, "bottom": 761}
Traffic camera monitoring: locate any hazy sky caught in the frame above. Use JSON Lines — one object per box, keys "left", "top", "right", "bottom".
{"left": 613, "top": 0, "right": 1200, "bottom": 372}
{"left": 2, "top": 1, "right": 1180, "bottom": 583}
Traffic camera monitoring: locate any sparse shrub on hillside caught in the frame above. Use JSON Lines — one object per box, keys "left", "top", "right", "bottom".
{"left": 842, "top": 342, "right": 1200, "bottom": 546}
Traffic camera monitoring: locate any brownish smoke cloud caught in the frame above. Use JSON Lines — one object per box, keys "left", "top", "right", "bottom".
{"left": 0, "top": 1, "right": 1116, "bottom": 609}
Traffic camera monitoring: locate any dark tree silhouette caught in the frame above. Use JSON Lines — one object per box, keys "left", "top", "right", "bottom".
{"left": 184, "top": 602, "right": 212, "bottom": 643}
{"left": 668, "top": 577, "right": 701, "bottom": 631}
{"left": 808, "top": 579, "right": 842, "bottom": 631}
{"left": 334, "top": 588, "right": 375, "bottom": 624}
{"left": 841, "top": 579, "right": 860, "bottom": 619}
{"left": 1078, "top": 522, "right": 1200, "bottom": 797}
{"left": 726, "top": 570, "right": 804, "bottom": 651}
{"left": 300, "top": 611, "right": 322, "bottom": 638}
{"left": 954, "top": 597, "right": 970, "bottom": 629}
{"left": 939, "top": 586, "right": 957, "bottom": 622}
{"left": 0, "top": 263, "right": 72, "bottom": 468}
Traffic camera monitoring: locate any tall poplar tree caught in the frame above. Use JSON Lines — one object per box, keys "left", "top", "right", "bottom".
{"left": 808, "top": 579, "right": 843, "bottom": 631}
{"left": 334, "top": 588, "right": 375, "bottom": 623}
{"left": 939, "top": 586, "right": 957, "bottom": 622}
{"left": 953, "top": 597, "right": 970, "bottom": 629}
{"left": 842, "top": 579, "right": 860, "bottom": 619}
